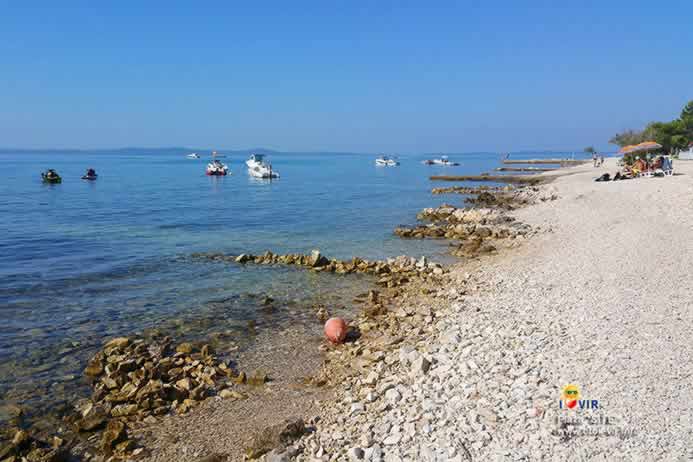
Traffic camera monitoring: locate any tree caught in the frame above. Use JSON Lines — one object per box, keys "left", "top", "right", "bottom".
{"left": 609, "top": 100, "right": 693, "bottom": 154}
{"left": 609, "top": 129, "right": 646, "bottom": 147}
{"left": 584, "top": 146, "right": 595, "bottom": 154}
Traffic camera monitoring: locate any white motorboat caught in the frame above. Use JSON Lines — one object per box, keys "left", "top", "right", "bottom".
{"left": 187, "top": 153, "right": 200, "bottom": 159}
{"left": 206, "top": 159, "right": 229, "bottom": 176}
{"left": 375, "top": 155, "right": 399, "bottom": 167}
{"left": 246, "top": 154, "right": 279, "bottom": 179}
{"left": 422, "top": 155, "right": 459, "bottom": 166}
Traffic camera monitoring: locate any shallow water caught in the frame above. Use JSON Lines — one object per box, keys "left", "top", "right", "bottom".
{"left": 0, "top": 149, "right": 582, "bottom": 424}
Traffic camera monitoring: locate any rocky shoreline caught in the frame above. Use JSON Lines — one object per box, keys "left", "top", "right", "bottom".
{"left": 0, "top": 179, "right": 558, "bottom": 462}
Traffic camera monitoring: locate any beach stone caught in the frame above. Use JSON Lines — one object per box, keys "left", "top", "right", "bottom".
{"left": 100, "top": 419, "right": 126, "bottom": 453}
{"left": 411, "top": 356, "right": 431, "bottom": 377}
{"left": 245, "top": 419, "right": 306, "bottom": 459}
{"left": 78, "top": 403, "right": 108, "bottom": 431}
{"left": 104, "top": 337, "right": 130, "bottom": 351}
{"left": 385, "top": 388, "right": 401, "bottom": 403}
{"left": 308, "top": 249, "right": 329, "bottom": 267}
{"left": 176, "top": 342, "right": 194, "bottom": 354}
{"left": 235, "top": 254, "right": 251, "bottom": 263}
{"left": 350, "top": 403, "right": 365, "bottom": 416}
{"left": 348, "top": 447, "right": 365, "bottom": 460}
{"left": 195, "top": 454, "right": 226, "bottom": 462}
{"left": 247, "top": 371, "right": 268, "bottom": 386}
{"left": 84, "top": 353, "right": 105, "bottom": 377}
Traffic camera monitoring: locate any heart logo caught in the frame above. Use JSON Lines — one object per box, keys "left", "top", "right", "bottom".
{"left": 566, "top": 400, "right": 577, "bottom": 409}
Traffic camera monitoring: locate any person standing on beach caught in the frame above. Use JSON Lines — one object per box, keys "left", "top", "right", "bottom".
{"left": 593, "top": 153, "right": 598, "bottom": 167}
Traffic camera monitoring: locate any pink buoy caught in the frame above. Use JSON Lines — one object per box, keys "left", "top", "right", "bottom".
{"left": 324, "top": 317, "right": 347, "bottom": 344}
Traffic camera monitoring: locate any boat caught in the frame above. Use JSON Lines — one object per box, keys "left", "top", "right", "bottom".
{"left": 187, "top": 153, "right": 200, "bottom": 159}
{"left": 375, "top": 155, "right": 399, "bottom": 167}
{"left": 245, "top": 154, "right": 279, "bottom": 179}
{"left": 41, "top": 169, "right": 62, "bottom": 183}
{"left": 206, "top": 159, "right": 229, "bottom": 176}
{"left": 81, "top": 168, "right": 98, "bottom": 180}
{"left": 422, "top": 155, "right": 459, "bottom": 166}
{"left": 206, "top": 151, "right": 230, "bottom": 176}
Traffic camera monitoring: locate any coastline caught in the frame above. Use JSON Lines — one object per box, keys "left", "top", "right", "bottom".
{"left": 6, "top": 157, "right": 690, "bottom": 461}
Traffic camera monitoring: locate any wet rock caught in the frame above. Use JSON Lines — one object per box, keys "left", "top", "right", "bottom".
{"left": 104, "top": 337, "right": 130, "bottom": 352}
{"left": 247, "top": 371, "right": 268, "bottom": 386}
{"left": 100, "top": 419, "right": 126, "bottom": 453}
{"left": 84, "top": 352, "right": 105, "bottom": 377}
{"left": 110, "top": 403, "right": 138, "bottom": 417}
{"left": 78, "top": 403, "right": 108, "bottom": 431}
{"left": 308, "top": 249, "right": 329, "bottom": 267}
{"left": 235, "top": 254, "right": 251, "bottom": 263}
{"left": 245, "top": 419, "right": 306, "bottom": 459}
{"left": 176, "top": 342, "right": 194, "bottom": 354}
{"left": 195, "top": 454, "right": 227, "bottom": 462}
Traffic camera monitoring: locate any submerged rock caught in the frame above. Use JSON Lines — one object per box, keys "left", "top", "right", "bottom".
{"left": 245, "top": 419, "right": 306, "bottom": 459}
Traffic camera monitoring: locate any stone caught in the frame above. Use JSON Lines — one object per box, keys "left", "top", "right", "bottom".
{"left": 235, "top": 254, "right": 251, "bottom": 263}
{"left": 111, "top": 403, "right": 138, "bottom": 417}
{"left": 219, "top": 389, "right": 245, "bottom": 400}
{"left": 175, "top": 377, "right": 193, "bottom": 391}
{"left": 176, "top": 342, "right": 194, "bottom": 354}
{"left": 383, "top": 433, "right": 401, "bottom": 445}
{"left": 308, "top": 249, "right": 329, "bottom": 267}
{"left": 247, "top": 371, "right": 268, "bottom": 386}
{"left": 350, "top": 402, "right": 365, "bottom": 416}
{"left": 84, "top": 353, "right": 105, "bottom": 377}
{"left": 100, "top": 419, "right": 126, "bottom": 453}
{"left": 385, "top": 388, "right": 402, "bottom": 403}
{"left": 411, "top": 356, "right": 431, "bottom": 377}
{"left": 104, "top": 337, "right": 130, "bottom": 351}
{"left": 348, "top": 447, "right": 365, "bottom": 461}
{"left": 245, "top": 419, "right": 305, "bottom": 459}
{"left": 195, "top": 454, "right": 226, "bottom": 462}
{"left": 78, "top": 403, "right": 108, "bottom": 431}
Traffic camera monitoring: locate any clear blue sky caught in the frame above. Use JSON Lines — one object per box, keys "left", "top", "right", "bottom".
{"left": 1, "top": 1, "right": 691, "bottom": 153}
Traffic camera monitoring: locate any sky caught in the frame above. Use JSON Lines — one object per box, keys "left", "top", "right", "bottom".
{"left": 0, "top": 1, "right": 691, "bottom": 153}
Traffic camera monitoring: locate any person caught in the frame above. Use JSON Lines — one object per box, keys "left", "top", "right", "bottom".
{"left": 599, "top": 155, "right": 605, "bottom": 166}
{"left": 592, "top": 153, "right": 598, "bottom": 167}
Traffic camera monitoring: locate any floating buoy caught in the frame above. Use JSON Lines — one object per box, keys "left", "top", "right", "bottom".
{"left": 324, "top": 318, "right": 347, "bottom": 344}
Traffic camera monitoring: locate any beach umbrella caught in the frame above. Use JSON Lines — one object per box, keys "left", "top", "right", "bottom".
{"left": 618, "top": 141, "right": 662, "bottom": 155}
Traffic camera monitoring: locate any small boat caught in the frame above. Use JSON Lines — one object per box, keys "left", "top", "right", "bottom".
{"left": 422, "top": 155, "right": 459, "bottom": 166}
{"left": 187, "top": 153, "right": 200, "bottom": 159}
{"left": 375, "top": 155, "right": 399, "bottom": 167}
{"left": 206, "top": 159, "right": 229, "bottom": 176}
{"left": 246, "top": 154, "right": 279, "bottom": 179}
{"left": 206, "top": 151, "right": 230, "bottom": 176}
{"left": 81, "top": 168, "right": 98, "bottom": 180}
{"left": 41, "top": 169, "right": 62, "bottom": 183}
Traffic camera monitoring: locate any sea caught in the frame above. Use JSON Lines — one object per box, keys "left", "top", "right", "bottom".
{"left": 0, "top": 148, "right": 584, "bottom": 426}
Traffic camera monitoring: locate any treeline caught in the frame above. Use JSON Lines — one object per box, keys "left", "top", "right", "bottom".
{"left": 610, "top": 100, "right": 693, "bottom": 154}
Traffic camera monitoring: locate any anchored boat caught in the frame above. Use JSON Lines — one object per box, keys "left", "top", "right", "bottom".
{"left": 41, "top": 169, "right": 62, "bottom": 184}
{"left": 375, "top": 155, "right": 399, "bottom": 167}
{"left": 422, "top": 155, "right": 459, "bottom": 166}
{"left": 187, "top": 153, "right": 200, "bottom": 159}
{"left": 206, "top": 151, "right": 230, "bottom": 176}
{"left": 81, "top": 168, "right": 98, "bottom": 180}
{"left": 246, "top": 154, "right": 279, "bottom": 179}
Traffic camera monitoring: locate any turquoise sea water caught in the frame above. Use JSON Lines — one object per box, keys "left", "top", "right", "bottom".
{"left": 0, "top": 149, "right": 582, "bottom": 423}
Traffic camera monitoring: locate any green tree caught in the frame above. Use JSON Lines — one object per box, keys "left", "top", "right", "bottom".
{"left": 584, "top": 146, "right": 595, "bottom": 154}
{"left": 609, "top": 129, "right": 646, "bottom": 147}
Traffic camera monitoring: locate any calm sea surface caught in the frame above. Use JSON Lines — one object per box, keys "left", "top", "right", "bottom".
{"left": 0, "top": 149, "right": 580, "bottom": 423}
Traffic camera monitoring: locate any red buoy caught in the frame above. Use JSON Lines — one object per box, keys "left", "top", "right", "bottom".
{"left": 324, "top": 318, "right": 347, "bottom": 344}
